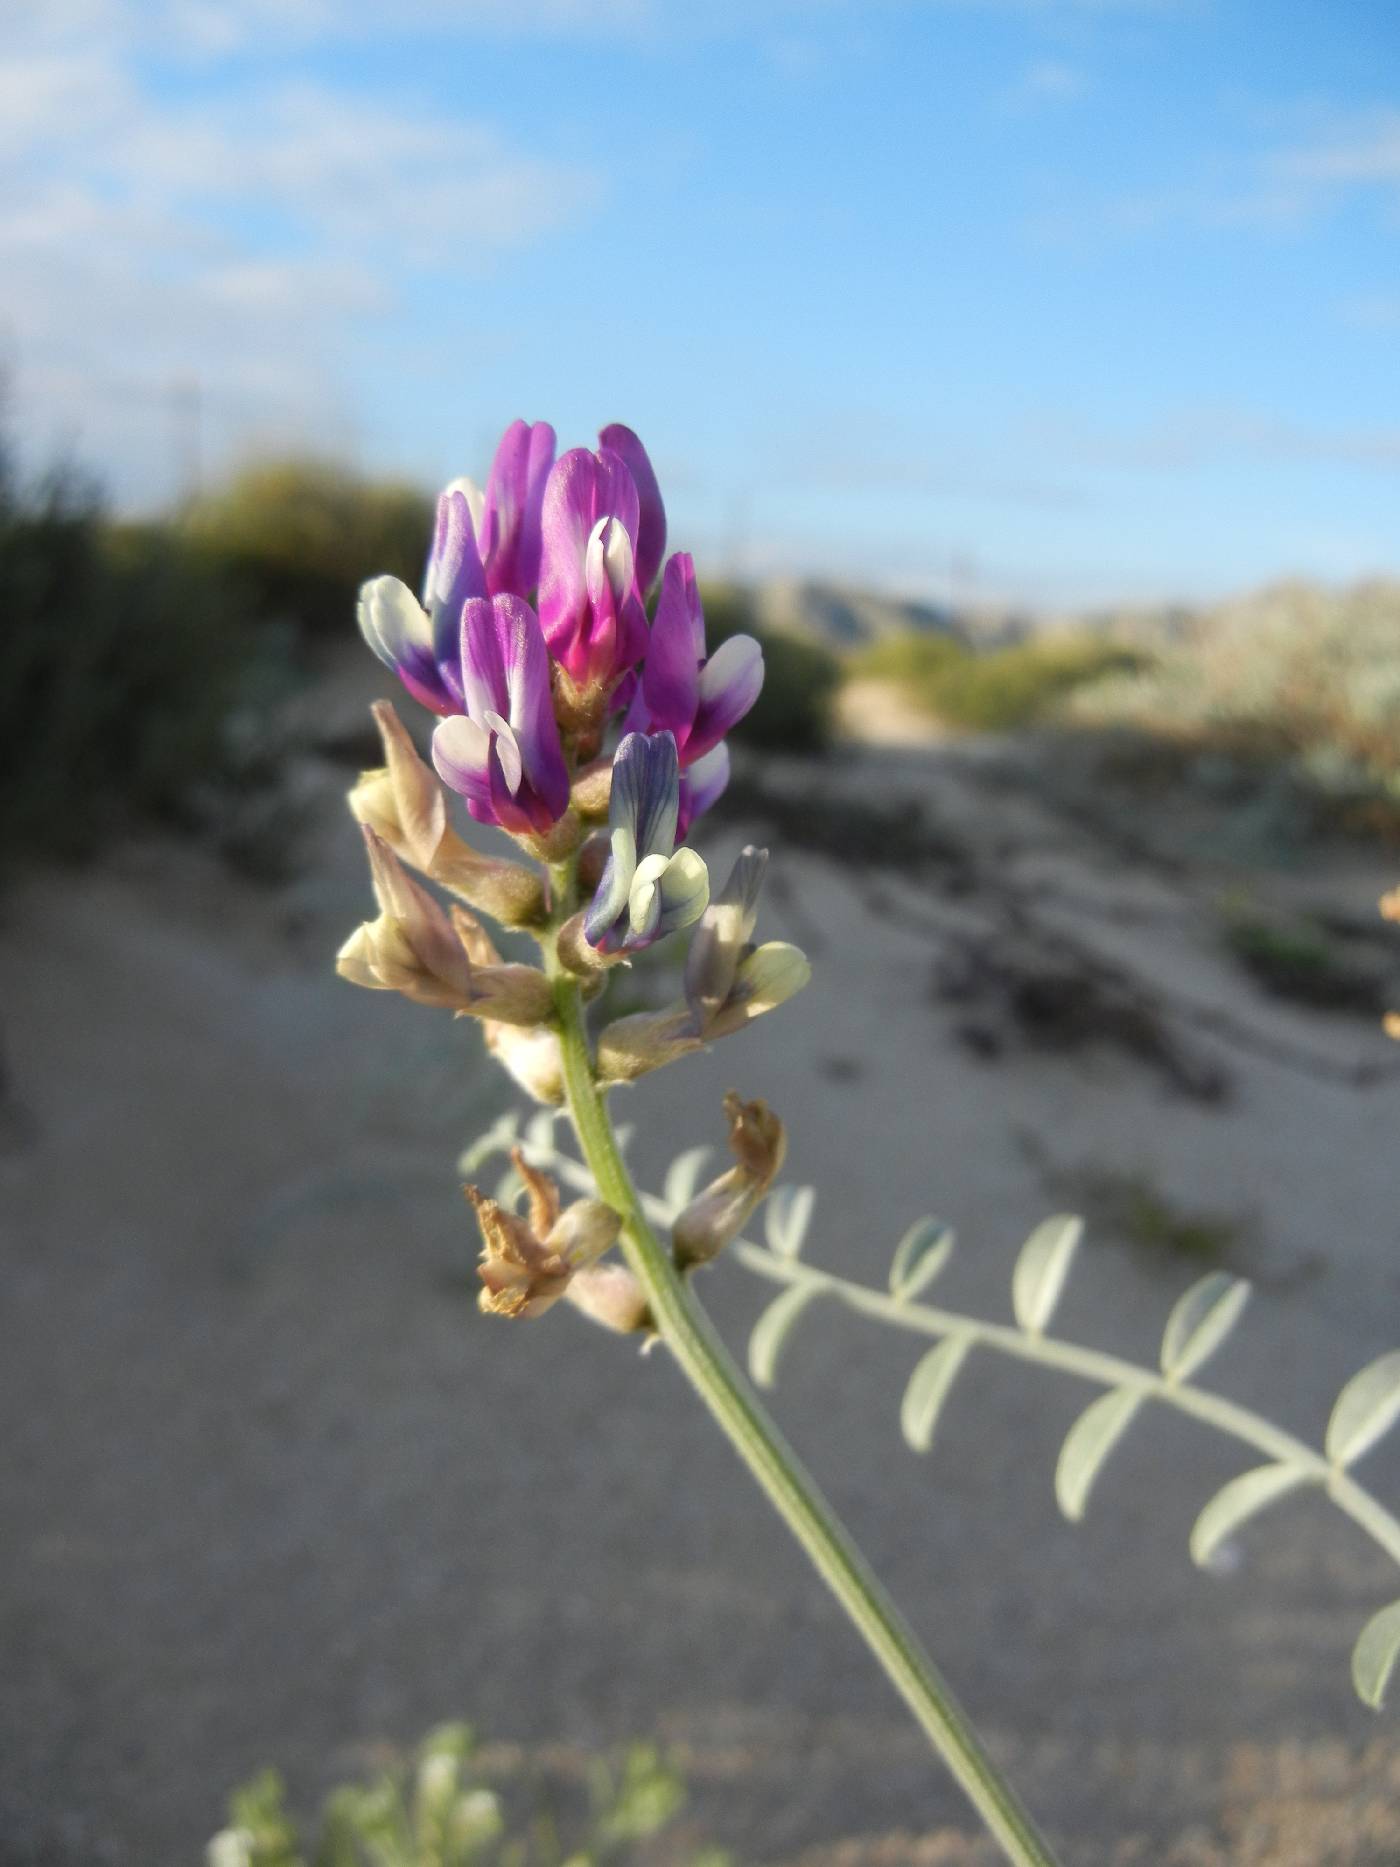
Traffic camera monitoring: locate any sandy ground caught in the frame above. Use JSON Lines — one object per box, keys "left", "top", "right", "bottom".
{"left": 4, "top": 670, "right": 1400, "bottom": 1865}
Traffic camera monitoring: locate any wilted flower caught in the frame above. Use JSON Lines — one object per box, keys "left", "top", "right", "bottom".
{"left": 624, "top": 553, "right": 764, "bottom": 832}
{"left": 338, "top": 829, "right": 553, "bottom": 1023}
{"left": 537, "top": 442, "right": 653, "bottom": 696}
{"left": 469, "top": 1149, "right": 620, "bottom": 1319}
{"left": 348, "top": 700, "right": 546, "bottom": 926}
{"left": 453, "top": 907, "right": 566, "bottom": 1102}
{"left": 583, "top": 732, "right": 709, "bottom": 955}
{"left": 672, "top": 1092, "right": 786, "bottom": 1269}
{"left": 431, "top": 595, "right": 570, "bottom": 836}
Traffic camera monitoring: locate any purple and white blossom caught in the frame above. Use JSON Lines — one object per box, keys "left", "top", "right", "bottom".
{"left": 431, "top": 595, "right": 570, "bottom": 837}
{"left": 537, "top": 444, "right": 651, "bottom": 693}
{"left": 623, "top": 552, "right": 764, "bottom": 829}
{"left": 477, "top": 419, "right": 555, "bottom": 599}
{"left": 597, "top": 423, "right": 666, "bottom": 597}
{"left": 584, "top": 732, "right": 709, "bottom": 955}
{"left": 358, "top": 570, "right": 464, "bottom": 717}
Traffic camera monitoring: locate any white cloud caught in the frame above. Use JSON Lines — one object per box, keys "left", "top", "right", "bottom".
{"left": 1003, "top": 59, "right": 1089, "bottom": 110}
{"left": 1, "top": 21, "right": 602, "bottom": 506}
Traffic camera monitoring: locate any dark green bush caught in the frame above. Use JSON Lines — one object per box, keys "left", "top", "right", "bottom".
{"left": 186, "top": 457, "right": 433, "bottom": 638}
{"left": 700, "top": 581, "right": 840, "bottom": 754}
{"left": 0, "top": 451, "right": 275, "bottom": 870}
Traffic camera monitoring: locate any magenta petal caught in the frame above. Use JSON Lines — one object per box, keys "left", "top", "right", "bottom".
{"left": 641, "top": 553, "right": 703, "bottom": 740}
{"left": 482, "top": 420, "right": 556, "bottom": 598}
{"left": 678, "top": 742, "right": 730, "bottom": 837}
{"left": 493, "top": 594, "right": 570, "bottom": 825}
{"left": 599, "top": 423, "right": 666, "bottom": 595}
{"left": 537, "top": 448, "right": 598, "bottom": 662}
{"left": 688, "top": 634, "right": 765, "bottom": 762}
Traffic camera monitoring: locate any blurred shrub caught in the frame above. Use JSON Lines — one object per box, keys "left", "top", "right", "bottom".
{"left": 1070, "top": 580, "right": 1400, "bottom": 828}
{"left": 701, "top": 581, "right": 840, "bottom": 753}
{"left": 0, "top": 448, "right": 282, "bottom": 871}
{"left": 208, "top": 1720, "right": 729, "bottom": 1867}
{"left": 855, "top": 630, "right": 1144, "bottom": 731}
{"left": 186, "top": 458, "right": 433, "bottom": 638}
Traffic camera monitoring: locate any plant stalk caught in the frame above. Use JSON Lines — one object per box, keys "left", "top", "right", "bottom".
{"left": 548, "top": 967, "right": 1062, "bottom": 1867}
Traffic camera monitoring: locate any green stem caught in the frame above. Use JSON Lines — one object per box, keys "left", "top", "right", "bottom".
{"left": 549, "top": 970, "right": 1062, "bottom": 1867}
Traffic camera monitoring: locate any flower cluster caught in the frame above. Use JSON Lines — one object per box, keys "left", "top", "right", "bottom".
{"left": 342, "top": 417, "right": 810, "bottom": 1318}
{"left": 357, "top": 419, "right": 759, "bottom": 881}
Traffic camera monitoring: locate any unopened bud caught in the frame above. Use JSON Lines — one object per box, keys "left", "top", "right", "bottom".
{"left": 571, "top": 758, "right": 613, "bottom": 823}
{"left": 557, "top": 910, "right": 627, "bottom": 978}
{"left": 596, "top": 1004, "right": 705, "bottom": 1085}
{"left": 566, "top": 1262, "right": 653, "bottom": 1335}
{"left": 672, "top": 1092, "right": 786, "bottom": 1270}
{"left": 705, "top": 942, "right": 811, "bottom": 1039}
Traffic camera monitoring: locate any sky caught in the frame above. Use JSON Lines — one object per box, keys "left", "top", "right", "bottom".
{"left": 4, "top": 0, "right": 1399, "bottom": 608}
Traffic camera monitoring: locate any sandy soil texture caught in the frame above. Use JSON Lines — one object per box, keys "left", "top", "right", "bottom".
{"left": 3, "top": 680, "right": 1400, "bottom": 1864}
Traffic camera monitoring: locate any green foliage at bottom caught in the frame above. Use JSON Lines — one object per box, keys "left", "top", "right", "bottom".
{"left": 208, "top": 1721, "right": 730, "bottom": 1867}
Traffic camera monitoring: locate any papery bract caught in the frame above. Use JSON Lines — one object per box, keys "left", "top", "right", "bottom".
{"left": 431, "top": 595, "right": 570, "bottom": 836}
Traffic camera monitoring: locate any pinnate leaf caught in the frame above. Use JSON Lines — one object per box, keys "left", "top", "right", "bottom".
{"left": 889, "top": 1218, "right": 955, "bottom": 1301}
{"left": 663, "top": 1146, "right": 712, "bottom": 1215}
{"left": 1160, "top": 1272, "right": 1251, "bottom": 1383}
{"left": 1055, "top": 1389, "right": 1142, "bottom": 1523}
{"left": 766, "top": 1184, "right": 816, "bottom": 1261}
{"left": 1326, "top": 1350, "right": 1400, "bottom": 1469}
{"left": 748, "top": 1285, "right": 820, "bottom": 1390}
{"left": 1189, "top": 1461, "right": 1313, "bottom": 1570}
{"left": 900, "top": 1338, "right": 971, "bottom": 1453}
{"left": 1012, "top": 1215, "right": 1082, "bottom": 1333}
{"left": 1352, "top": 1599, "right": 1400, "bottom": 1710}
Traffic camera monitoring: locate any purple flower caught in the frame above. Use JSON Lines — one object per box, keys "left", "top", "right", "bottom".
{"left": 623, "top": 552, "right": 764, "bottom": 828}
{"left": 583, "top": 732, "right": 710, "bottom": 955}
{"left": 537, "top": 445, "right": 651, "bottom": 693}
{"left": 478, "top": 419, "right": 555, "bottom": 599}
{"left": 598, "top": 423, "right": 666, "bottom": 596}
{"left": 431, "top": 595, "right": 570, "bottom": 837}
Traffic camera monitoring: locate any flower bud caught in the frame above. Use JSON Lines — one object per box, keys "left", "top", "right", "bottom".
{"left": 570, "top": 758, "right": 613, "bottom": 823}
{"left": 349, "top": 700, "right": 546, "bottom": 928}
{"left": 672, "top": 1092, "right": 786, "bottom": 1270}
{"left": 704, "top": 941, "right": 812, "bottom": 1039}
{"left": 468, "top": 1166, "right": 621, "bottom": 1319}
{"left": 566, "top": 1262, "right": 653, "bottom": 1335}
{"left": 684, "top": 846, "right": 768, "bottom": 1025}
{"left": 596, "top": 1005, "right": 706, "bottom": 1085}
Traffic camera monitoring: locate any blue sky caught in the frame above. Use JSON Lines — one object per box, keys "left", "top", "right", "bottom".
{"left": 6, "top": 0, "right": 1399, "bottom": 606}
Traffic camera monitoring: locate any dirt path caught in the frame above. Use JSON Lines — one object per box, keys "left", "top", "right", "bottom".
{"left": 3, "top": 718, "right": 1400, "bottom": 1864}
